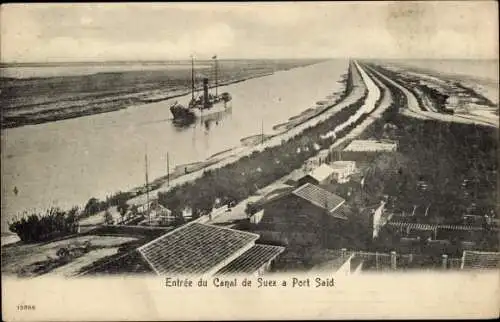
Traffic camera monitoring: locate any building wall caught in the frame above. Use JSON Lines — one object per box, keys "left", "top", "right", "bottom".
{"left": 250, "top": 210, "right": 264, "bottom": 225}
{"left": 297, "top": 175, "right": 320, "bottom": 187}
{"left": 334, "top": 256, "right": 352, "bottom": 277}
{"left": 255, "top": 195, "right": 347, "bottom": 249}
{"left": 372, "top": 202, "right": 387, "bottom": 239}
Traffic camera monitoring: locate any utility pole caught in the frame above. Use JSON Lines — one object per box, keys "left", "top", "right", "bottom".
{"left": 214, "top": 55, "right": 218, "bottom": 96}
{"left": 261, "top": 119, "right": 264, "bottom": 145}
{"left": 145, "top": 147, "right": 150, "bottom": 225}
{"left": 191, "top": 55, "right": 195, "bottom": 101}
{"left": 166, "top": 152, "right": 170, "bottom": 187}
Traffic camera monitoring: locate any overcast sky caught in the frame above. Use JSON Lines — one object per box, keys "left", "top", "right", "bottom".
{"left": 1, "top": 2, "right": 498, "bottom": 62}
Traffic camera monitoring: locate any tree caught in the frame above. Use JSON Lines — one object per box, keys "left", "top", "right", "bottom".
{"left": 84, "top": 197, "right": 101, "bottom": 216}
{"left": 117, "top": 200, "right": 129, "bottom": 224}
{"left": 104, "top": 210, "right": 114, "bottom": 225}
{"left": 130, "top": 205, "right": 139, "bottom": 217}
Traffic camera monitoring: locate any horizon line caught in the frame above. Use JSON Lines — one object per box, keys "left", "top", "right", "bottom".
{"left": 1, "top": 57, "right": 498, "bottom": 66}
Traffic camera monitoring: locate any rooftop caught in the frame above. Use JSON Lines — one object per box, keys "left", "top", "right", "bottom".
{"left": 330, "top": 161, "right": 356, "bottom": 169}
{"left": 343, "top": 140, "right": 398, "bottom": 152}
{"left": 306, "top": 164, "right": 335, "bottom": 182}
{"left": 388, "top": 221, "right": 487, "bottom": 232}
{"left": 137, "top": 222, "right": 259, "bottom": 275}
{"left": 462, "top": 251, "right": 500, "bottom": 270}
{"left": 292, "top": 183, "right": 346, "bottom": 216}
{"left": 216, "top": 244, "right": 285, "bottom": 275}
{"left": 318, "top": 149, "right": 330, "bottom": 157}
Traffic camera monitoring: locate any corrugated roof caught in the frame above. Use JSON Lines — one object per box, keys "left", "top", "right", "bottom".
{"left": 462, "top": 251, "right": 500, "bottom": 270}
{"left": 331, "top": 205, "right": 351, "bottom": 220}
{"left": 292, "top": 183, "right": 346, "bottom": 215}
{"left": 343, "top": 140, "right": 398, "bottom": 152}
{"left": 308, "top": 164, "right": 335, "bottom": 182}
{"left": 137, "top": 222, "right": 259, "bottom": 275}
{"left": 216, "top": 244, "right": 285, "bottom": 275}
{"left": 388, "top": 222, "right": 489, "bottom": 231}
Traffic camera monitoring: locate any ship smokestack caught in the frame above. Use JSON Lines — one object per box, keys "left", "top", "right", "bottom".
{"left": 203, "top": 77, "right": 209, "bottom": 108}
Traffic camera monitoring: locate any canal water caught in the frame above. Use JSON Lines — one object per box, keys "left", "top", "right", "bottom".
{"left": 1, "top": 59, "right": 348, "bottom": 231}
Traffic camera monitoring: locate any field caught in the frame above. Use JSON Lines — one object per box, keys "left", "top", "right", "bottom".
{"left": 0, "top": 59, "right": 324, "bottom": 128}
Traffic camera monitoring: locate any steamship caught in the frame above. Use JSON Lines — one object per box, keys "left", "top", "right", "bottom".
{"left": 170, "top": 55, "right": 232, "bottom": 121}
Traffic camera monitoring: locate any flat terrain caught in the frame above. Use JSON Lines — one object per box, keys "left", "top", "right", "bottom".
{"left": 1, "top": 59, "right": 324, "bottom": 128}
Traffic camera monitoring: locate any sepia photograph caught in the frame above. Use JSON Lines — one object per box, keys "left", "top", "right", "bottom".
{"left": 1, "top": 1, "right": 499, "bottom": 320}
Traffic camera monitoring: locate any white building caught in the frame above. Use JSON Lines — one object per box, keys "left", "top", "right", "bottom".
{"left": 138, "top": 201, "right": 176, "bottom": 225}
{"left": 343, "top": 140, "right": 398, "bottom": 153}
{"left": 303, "top": 149, "right": 330, "bottom": 173}
{"left": 329, "top": 161, "right": 356, "bottom": 183}
{"left": 298, "top": 164, "right": 336, "bottom": 186}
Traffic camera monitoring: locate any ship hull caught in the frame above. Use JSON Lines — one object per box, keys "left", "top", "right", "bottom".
{"left": 170, "top": 100, "right": 232, "bottom": 120}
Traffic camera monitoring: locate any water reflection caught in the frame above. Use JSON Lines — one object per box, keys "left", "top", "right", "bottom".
{"left": 171, "top": 107, "right": 232, "bottom": 132}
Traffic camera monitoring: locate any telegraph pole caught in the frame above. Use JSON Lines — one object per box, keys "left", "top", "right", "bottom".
{"left": 166, "top": 152, "right": 170, "bottom": 187}
{"left": 191, "top": 55, "right": 195, "bottom": 101}
{"left": 261, "top": 119, "right": 264, "bottom": 145}
{"left": 213, "top": 55, "right": 218, "bottom": 96}
{"left": 145, "top": 147, "right": 150, "bottom": 225}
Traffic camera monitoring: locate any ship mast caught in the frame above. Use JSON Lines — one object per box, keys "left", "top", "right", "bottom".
{"left": 166, "top": 152, "right": 170, "bottom": 187}
{"left": 261, "top": 119, "right": 264, "bottom": 145}
{"left": 213, "top": 55, "right": 218, "bottom": 96}
{"left": 145, "top": 148, "right": 151, "bottom": 225}
{"left": 191, "top": 55, "right": 195, "bottom": 101}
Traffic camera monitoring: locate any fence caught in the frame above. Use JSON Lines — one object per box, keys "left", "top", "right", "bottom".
{"left": 329, "top": 248, "right": 463, "bottom": 271}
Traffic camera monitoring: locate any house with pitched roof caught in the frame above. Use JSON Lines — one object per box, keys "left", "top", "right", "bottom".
{"left": 136, "top": 222, "right": 285, "bottom": 277}
{"left": 253, "top": 182, "right": 351, "bottom": 249}
{"left": 460, "top": 250, "right": 500, "bottom": 270}
{"left": 298, "top": 164, "right": 336, "bottom": 186}
{"left": 329, "top": 161, "right": 356, "bottom": 183}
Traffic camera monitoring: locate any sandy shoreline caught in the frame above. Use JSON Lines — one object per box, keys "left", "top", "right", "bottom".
{"left": 1, "top": 72, "right": 276, "bottom": 129}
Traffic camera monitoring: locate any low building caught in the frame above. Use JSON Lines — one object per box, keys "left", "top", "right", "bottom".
{"left": 298, "top": 164, "right": 335, "bottom": 186}
{"left": 460, "top": 241, "right": 477, "bottom": 251}
{"left": 343, "top": 139, "right": 398, "bottom": 152}
{"left": 303, "top": 150, "right": 330, "bottom": 173}
{"left": 341, "top": 140, "right": 398, "bottom": 162}
{"left": 461, "top": 250, "right": 500, "bottom": 270}
{"left": 138, "top": 201, "right": 175, "bottom": 225}
{"left": 137, "top": 222, "right": 284, "bottom": 277}
{"left": 254, "top": 183, "right": 349, "bottom": 248}
{"left": 329, "top": 161, "right": 356, "bottom": 183}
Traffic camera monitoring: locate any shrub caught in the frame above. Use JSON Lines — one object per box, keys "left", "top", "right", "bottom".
{"left": 9, "top": 207, "right": 79, "bottom": 243}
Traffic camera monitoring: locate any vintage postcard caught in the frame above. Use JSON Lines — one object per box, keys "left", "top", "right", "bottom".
{"left": 1, "top": 1, "right": 499, "bottom": 320}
